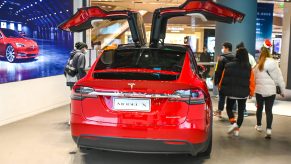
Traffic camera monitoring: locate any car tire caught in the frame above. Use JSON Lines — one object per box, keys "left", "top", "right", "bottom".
{"left": 79, "top": 146, "right": 92, "bottom": 153}
{"left": 197, "top": 135, "right": 212, "bottom": 157}
{"left": 197, "top": 108, "right": 213, "bottom": 157}
{"left": 5, "top": 45, "right": 16, "bottom": 63}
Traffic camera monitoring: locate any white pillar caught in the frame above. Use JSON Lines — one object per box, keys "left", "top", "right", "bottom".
{"left": 73, "top": 0, "right": 91, "bottom": 48}
{"left": 73, "top": 0, "right": 83, "bottom": 45}
{"left": 281, "top": 3, "right": 291, "bottom": 89}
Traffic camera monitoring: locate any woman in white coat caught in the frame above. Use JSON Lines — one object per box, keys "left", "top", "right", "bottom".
{"left": 254, "top": 42, "right": 285, "bottom": 139}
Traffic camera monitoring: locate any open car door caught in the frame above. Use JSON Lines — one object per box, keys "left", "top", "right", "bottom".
{"left": 58, "top": 6, "right": 147, "bottom": 47}
{"left": 150, "top": 0, "right": 245, "bottom": 47}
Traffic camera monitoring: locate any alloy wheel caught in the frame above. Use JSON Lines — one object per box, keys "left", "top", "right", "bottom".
{"left": 6, "top": 45, "right": 15, "bottom": 63}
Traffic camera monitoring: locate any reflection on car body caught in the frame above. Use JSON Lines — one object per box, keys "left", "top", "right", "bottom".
{"left": 59, "top": 0, "right": 245, "bottom": 157}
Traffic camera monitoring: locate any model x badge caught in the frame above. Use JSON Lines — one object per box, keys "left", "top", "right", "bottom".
{"left": 128, "top": 83, "right": 135, "bottom": 90}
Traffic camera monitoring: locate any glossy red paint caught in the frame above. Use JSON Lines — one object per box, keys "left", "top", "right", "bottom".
{"left": 0, "top": 28, "right": 39, "bottom": 62}
{"left": 159, "top": 0, "right": 244, "bottom": 23}
{"left": 70, "top": 47, "right": 212, "bottom": 155}
{"left": 60, "top": 0, "right": 245, "bottom": 156}
{"left": 59, "top": 6, "right": 131, "bottom": 31}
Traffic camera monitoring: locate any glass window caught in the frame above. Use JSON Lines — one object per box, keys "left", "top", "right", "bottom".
{"left": 0, "top": 28, "right": 23, "bottom": 38}
{"left": 93, "top": 49, "right": 186, "bottom": 80}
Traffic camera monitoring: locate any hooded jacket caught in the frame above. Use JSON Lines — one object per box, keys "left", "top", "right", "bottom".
{"left": 219, "top": 59, "right": 255, "bottom": 98}
{"left": 254, "top": 58, "right": 285, "bottom": 97}
{"left": 65, "top": 50, "right": 86, "bottom": 86}
{"left": 214, "top": 53, "right": 235, "bottom": 85}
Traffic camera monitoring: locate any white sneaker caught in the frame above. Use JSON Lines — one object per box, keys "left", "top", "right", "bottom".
{"left": 265, "top": 129, "right": 272, "bottom": 139}
{"left": 255, "top": 125, "right": 263, "bottom": 132}
{"left": 228, "top": 123, "right": 238, "bottom": 134}
{"left": 234, "top": 129, "right": 239, "bottom": 137}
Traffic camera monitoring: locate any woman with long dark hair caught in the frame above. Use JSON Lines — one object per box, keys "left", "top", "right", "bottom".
{"left": 219, "top": 48, "right": 255, "bottom": 136}
{"left": 254, "top": 43, "right": 285, "bottom": 139}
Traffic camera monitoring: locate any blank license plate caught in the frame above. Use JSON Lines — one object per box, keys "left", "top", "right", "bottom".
{"left": 113, "top": 98, "right": 151, "bottom": 112}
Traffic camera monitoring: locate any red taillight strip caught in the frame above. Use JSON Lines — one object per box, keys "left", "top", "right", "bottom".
{"left": 87, "top": 91, "right": 181, "bottom": 99}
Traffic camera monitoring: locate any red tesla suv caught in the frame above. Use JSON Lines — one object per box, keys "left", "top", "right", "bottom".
{"left": 59, "top": 0, "right": 244, "bottom": 156}
{"left": 0, "top": 28, "right": 39, "bottom": 63}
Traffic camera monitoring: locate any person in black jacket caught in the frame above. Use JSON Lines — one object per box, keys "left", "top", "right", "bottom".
{"left": 65, "top": 42, "right": 88, "bottom": 89}
{"left": 219, "top": 48, "right": 255, "bottom": 136}
{"left": 213, "top": 42, "right": 236, "bottom": 118}
{"left": 200, "top": 47, "right": 212, "bottom": 78}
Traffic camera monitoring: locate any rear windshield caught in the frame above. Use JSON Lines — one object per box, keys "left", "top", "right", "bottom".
{"left": 93, "top": 49, "right": 186, "bottom": 80}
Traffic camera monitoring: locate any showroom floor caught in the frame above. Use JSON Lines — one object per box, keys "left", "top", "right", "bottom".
{"left": 0, "top": 100, "right": 291, "bottom": 164}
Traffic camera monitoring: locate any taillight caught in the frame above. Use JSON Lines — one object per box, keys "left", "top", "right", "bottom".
{"left": 71, "top": 85, "right": 97, "bottom": 100}
{"left": 170, "top": 89, "right": 205, "bottom": 104}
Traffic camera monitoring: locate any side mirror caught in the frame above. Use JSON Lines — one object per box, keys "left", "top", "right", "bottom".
{"left": 197, "top": 64, "right": 207, "bottom": 77}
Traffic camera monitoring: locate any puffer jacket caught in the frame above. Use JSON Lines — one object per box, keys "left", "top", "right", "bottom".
{"left": 214, "top": 53, "right": 235, "bottom": 85}
{"left": 219, "top": 60, "right": 255, "bottom": 98}
{"left": 254, "top": 58, "right": 285, "bottom": 97}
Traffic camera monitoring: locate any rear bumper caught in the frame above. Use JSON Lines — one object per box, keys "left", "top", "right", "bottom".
{"left": 71, "top": 113, "right": 210, "bottom": 155}
{"left": 73, "top": 135, "right": 206, "bottom": 155}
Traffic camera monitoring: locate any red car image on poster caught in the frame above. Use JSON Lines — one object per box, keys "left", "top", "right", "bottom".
{"left": 0, "top": 28, "right": 39, "bottom": 63}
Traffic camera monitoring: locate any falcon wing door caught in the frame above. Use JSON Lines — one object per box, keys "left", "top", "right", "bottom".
{"left": 58, "top": 6, "right": 147, "bottom": 46}
{"left": 150, "top": 0, "right": 245, "bottom": 47}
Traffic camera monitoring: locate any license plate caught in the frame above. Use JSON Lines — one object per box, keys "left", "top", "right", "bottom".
{"left": 113, "top": 98, "right": 151, "bottom": 112}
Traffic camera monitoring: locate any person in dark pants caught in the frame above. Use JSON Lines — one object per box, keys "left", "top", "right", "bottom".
{"left": 254, "top": 41, "right": 285, "bottom": 139}
{"left": 213, "top": 42, "right": 236, "bottom": 118}
{"left": 200, "top": 47, "right": 212, "bottom": 78}
{"left": 235, "top": 42, "right": 257, "bottom": 117}
{"left": 219, "top": 48, "right": 255, "bottom": 137}
{"left": 65, "top": 42, "right": 88, "bottom": 90}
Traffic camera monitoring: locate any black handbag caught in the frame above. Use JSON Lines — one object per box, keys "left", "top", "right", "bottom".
{"left": 65, "top": 65, "right": 77, "bottom": 77}
{"left": 266, "top": 71, "right": 281, "bottom": 94}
